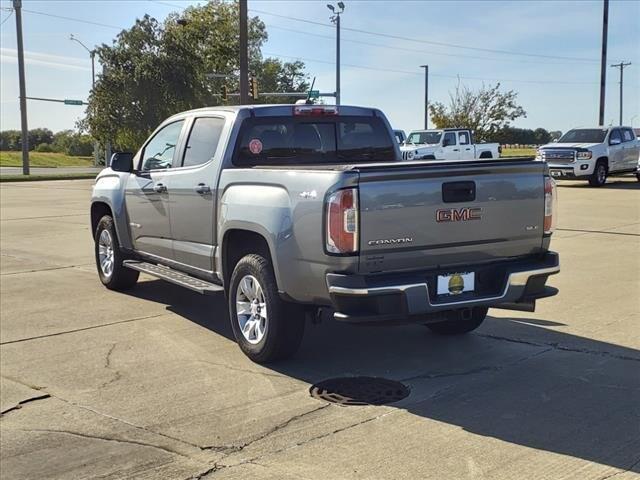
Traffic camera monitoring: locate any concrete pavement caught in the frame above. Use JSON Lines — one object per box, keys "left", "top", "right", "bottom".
{"left": 1, "top": 178, "right": 639, "bottom": 479}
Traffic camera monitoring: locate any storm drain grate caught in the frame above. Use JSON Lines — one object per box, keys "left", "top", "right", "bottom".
{"left": 309, "top": 377, "right": 410, "bottom": 406}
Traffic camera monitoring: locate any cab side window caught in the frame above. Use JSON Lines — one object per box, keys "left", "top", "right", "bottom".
{"left": 140, "top": 120, "right": 184, "bottom": 171}
{"left": 609, "top": 129, "right": 621, "bottom": 145}
{"left": 182, "top": 117, "right": 226, "bottom": 167}
{"left": 443, "top": 132, "right": 457, "bottom": 146}
{"left": 622, "top": 129, "right": 633, "bottom": 142}
{"left": 458, "top": 131, "right": 470, "bottom": 145}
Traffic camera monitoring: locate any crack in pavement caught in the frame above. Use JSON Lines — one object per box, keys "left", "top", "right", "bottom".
{"left": 0, "top": 213, "right": 86, "bottom": 221}
{"left": 597, "top": 456, "right": 640, "bottom": 480}
{"left": 401, "top": 347, "right": 553, "bottom": 384}
{"left": 201, "top": 404, "right": 331, "bottom": 454}
{"left": 476, "top": 333, "right": 640, "bottom": 363}
{"left": 184, "top": 463, "right": 226, "bottom": 480}
{"left": 195, "top": 359, "right": 288, "bottom": 380}
{"left": 1, "top": 263, "right": 94, "bottom": 276}
{"left": 0, "top": 313, "right": 166, "bottom": 345}
{"left": 18, "top": 428, "right": 193, "bottom": 459}
{"left": 100, "top": 343, "right": 122, "bottom": 388}
{"left": 0, "top": 394, "right": 51, "bottom": 416}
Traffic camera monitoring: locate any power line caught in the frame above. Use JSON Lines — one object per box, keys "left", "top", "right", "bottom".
{"left": 251, "top": 8, "right": 603, "bottom": 63}
{"left": 0, "top": 9, "right": 13, "bottom": 26}
{"left": 22, "top": 9, "right": 124, "bottom": 30}
{"left": 266, "top": 24, "right": 591, "bottom": 67}
{"left": 263, "top": 51, "right": 599, "bottom": 86}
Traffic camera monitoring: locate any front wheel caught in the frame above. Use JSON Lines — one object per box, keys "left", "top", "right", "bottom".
{"left": 228, "top": 254, "right": 304, "bottom": 363}
{"left": 426, "top": 307, "right": 488, "bottom": 335}
{"left": 588, "top": 161, "right": 607, "bottom": 187}
{"left": 94, "top": 215, "right": 139, "bottom": 290}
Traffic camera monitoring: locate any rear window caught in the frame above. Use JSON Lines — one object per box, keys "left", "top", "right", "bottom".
{"left": 233, "top": 116, "right": 395, "bottom": 165}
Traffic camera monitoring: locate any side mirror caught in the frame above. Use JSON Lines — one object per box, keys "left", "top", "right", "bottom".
{"left": 110, "top": 152, "right": 134, "bottom": 172}
{"left": 609, "top": 137, "right": 621, "bottom": 146}
{"left": 443, "top": 139, "right": 451, "bottom": 147}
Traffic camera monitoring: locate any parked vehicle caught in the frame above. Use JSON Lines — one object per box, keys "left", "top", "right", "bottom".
{"left": 91, "top": 105, "right": 560, "bottom": 363}
{"left": 400, "top": 128, "right": 501, "bottom": 161}
{"left": 393, "top": 129, "right": 406, "bottom": 144}
{"left": 537, "top": 126, "right": 639, "bottom": 187}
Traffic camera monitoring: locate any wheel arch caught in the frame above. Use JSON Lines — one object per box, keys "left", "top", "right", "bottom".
{"left": 90, "top": 202, "right": 113, "bottom": 238}
{"left": 221, "top": 228, "right": 276, "bottom": 290}
{"left": 595, "top": 156, "right": 609, "bottom": 171}
{"left": 479, "top": 151, "right": 493, "bottom": 159}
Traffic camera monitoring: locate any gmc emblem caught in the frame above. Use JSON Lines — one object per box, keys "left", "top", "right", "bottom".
{"left": 436, "top": 207, "right": 482, "bottom": 222}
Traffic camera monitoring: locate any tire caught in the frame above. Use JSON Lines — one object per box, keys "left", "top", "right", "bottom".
{"left": 94, "top": 215, "right": 139, "bottom": 290}
{"left": 228, "top": 254, "right": 304, "bottom": 363}
{"left": 426, "top": 307, "right": 488, "bottom": 335}
{"left": 636, "top": 173, "right": 640, "bottom": 182}
{"left": 588, "top": 161, "right": 607, "bottom": 187}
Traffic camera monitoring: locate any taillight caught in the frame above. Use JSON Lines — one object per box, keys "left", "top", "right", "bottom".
{"left": 326, "top": 188, "right": 358, "bottom": 254}
{"left": 544, "top": 176, "right": 557, "bottom": 234}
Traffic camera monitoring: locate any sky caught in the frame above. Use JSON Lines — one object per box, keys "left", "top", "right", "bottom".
{"left": 1, "top": 0, "right": 639, "bottom": 135}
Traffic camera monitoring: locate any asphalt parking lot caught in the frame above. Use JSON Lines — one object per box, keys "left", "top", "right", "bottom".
{"left": 1, "top": 177, "right": 639, "bottom": 480}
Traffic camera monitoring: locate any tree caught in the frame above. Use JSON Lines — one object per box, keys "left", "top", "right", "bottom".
{"left": 82, "top": 1, "right": 309, "bottom": 151}
{"left": 429, "top": 82, "right": 526, "bottom": 142}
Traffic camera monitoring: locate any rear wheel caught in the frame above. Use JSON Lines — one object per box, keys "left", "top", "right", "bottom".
{"left": 426, "top": 307, "right": 488, "bottom": 335}
{"left": 228, "top": 254, "right": 304, "bottom": 363}
{"left": 94, "top": 215, "right": 139, "bottom": 290}
{"left": 588, "top": 161, "right": 607, "bottom": 187}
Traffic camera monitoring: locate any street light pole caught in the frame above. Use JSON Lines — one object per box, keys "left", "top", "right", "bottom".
{"left": 70, "top": 34, "right": 98, "bottom": 165}
{"left": 610, "top": 62, "right": 631, "bottom": 125}
{"left": 13, "top": 0, "right": 29, "bottom": 175}
{"left": 327, "top": 2, "right": 345, "bottom": 105}
{"left": 420, "top": 65, "right": 429, "bottom": 129}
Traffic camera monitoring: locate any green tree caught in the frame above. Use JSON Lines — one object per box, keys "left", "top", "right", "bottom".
{"left": 429, "top": 83, "right": 526, "bottom": 142}
{"left": 83, "top": 1, "right": 308, "bottom": 152}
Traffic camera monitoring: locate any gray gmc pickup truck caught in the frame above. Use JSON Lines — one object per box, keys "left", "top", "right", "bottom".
{"left": 91, "top": 104, "right": 560, "bottom": 363}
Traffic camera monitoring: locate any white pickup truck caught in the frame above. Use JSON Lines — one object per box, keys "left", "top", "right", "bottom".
{"left": 537, "top": 126, "right": 639, "bottom": 187}
{"left": 400, "top": 128, "right": 501, "bottom": 161}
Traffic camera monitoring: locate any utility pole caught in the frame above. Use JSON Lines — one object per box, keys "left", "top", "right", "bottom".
{"left": 610, "top": 62, "right": 631, "bottom": 125}
{"left": 327, "top": 2, "right": 345, "bottom": 105}
{"left": 420, "top": 65, "right": 429, "bottom": 129}
{"left": 598, "top": 0, "right": 609, "bottom": 126}
{"left": 239, "top": 0, "right": 249, "bottom": 104}
{"left": 13, "top": 0, "right": 29, "bottom": 175}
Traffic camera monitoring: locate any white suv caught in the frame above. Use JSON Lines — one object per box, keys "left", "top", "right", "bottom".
{"left": 537, "top": 126, "right": 639, "bottom": 187}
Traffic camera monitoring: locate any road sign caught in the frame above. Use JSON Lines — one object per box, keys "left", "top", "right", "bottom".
{"left": 308, "top": 90, "right": 320, "bottom": 99}
{"left": 64, "top": 99, "right": 84, "bottom": 105}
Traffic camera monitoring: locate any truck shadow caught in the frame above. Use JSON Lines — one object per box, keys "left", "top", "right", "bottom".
{"left": 127, "top": 280, "right": 640, "bottom": 473}
{"left": 559, "top": 179, "right": 639, "bottom": 189}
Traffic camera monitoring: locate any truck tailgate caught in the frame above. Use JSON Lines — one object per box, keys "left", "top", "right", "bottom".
{"left": 356, "top": 159, "right": 546, "bottom": 274}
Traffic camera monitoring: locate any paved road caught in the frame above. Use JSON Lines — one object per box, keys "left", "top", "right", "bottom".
{"left": 0, "top": 166, "right": 102, "bottom": 176}
{"left": 1, "top": 178, "right": 639, "bottom": 480}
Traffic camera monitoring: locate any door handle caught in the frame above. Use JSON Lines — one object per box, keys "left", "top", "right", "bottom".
{"left": 195, "top": 183, "right": 211, "bottom": 194}
{"left": 453, "top": 149, "right": 459, "bottom": 152}
{"left": 153, "top": 183, "right": 167, "bottom": 193}
{"left": 465, "top": 148, "right": 471, "bottom": 151}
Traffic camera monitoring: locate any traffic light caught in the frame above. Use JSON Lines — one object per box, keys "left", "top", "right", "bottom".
{"left": 221, "top": 85, "right": 228, "bottom": 101}
{"left": 250, "top": 76, "right": 258, "bottom": 100}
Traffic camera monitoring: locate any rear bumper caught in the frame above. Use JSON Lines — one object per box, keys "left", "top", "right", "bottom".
{"left": 326, "top": 252, "right": 560, "bottom": 323}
